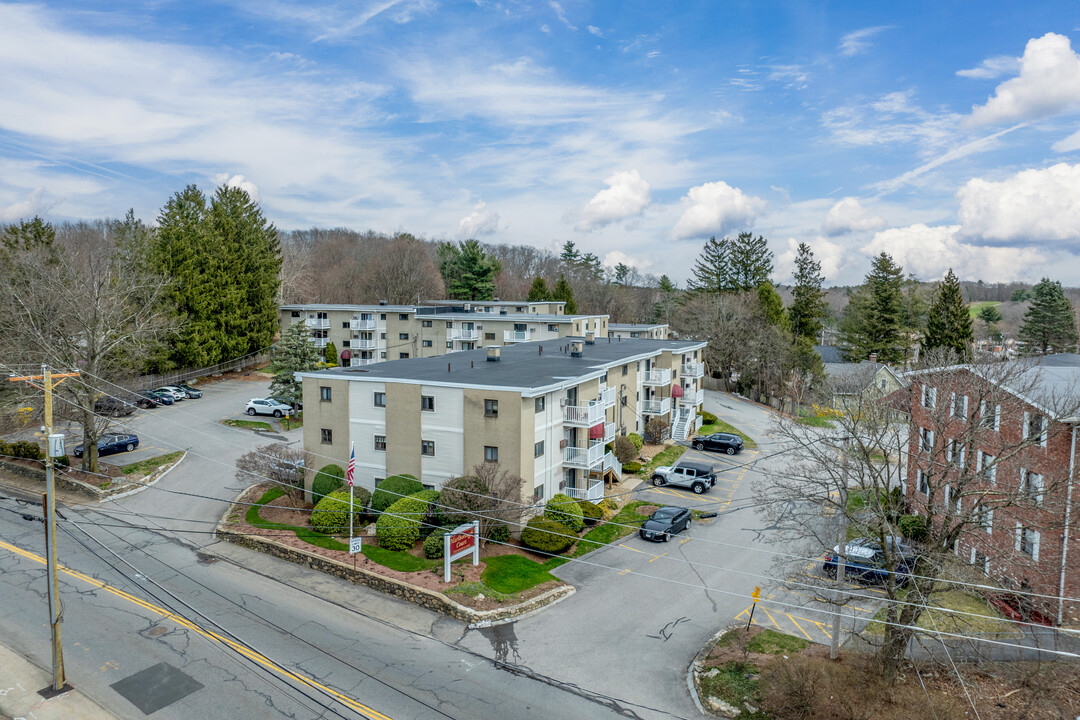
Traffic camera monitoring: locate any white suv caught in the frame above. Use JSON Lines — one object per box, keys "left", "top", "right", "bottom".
{"left": 245, "top": 398, "right": 293, "bottom": 417}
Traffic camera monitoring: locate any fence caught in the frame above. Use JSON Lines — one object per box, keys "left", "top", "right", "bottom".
{"left": 134, "top": 349, "right": 272, "bottom": 391}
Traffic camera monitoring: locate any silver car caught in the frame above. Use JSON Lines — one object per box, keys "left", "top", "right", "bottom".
{"left": 650, "top": 461, "right": 717, "bottom": 494}
{"left": 245, "top": 397, "right": 293, "bottom": 417}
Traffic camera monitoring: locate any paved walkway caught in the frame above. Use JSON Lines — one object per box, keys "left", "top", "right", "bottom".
{"left": 0, "top": 644, "right": 120, "bottom": 720}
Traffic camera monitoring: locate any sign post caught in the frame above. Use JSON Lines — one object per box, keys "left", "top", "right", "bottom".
{"left": 443, "top": 521, "right": 480, "bottom": 583}
{"left": 746, "top": 585, "right": 761, "bottom": 630}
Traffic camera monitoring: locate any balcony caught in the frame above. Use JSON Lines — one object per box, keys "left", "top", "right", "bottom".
{"left": 642, "top": 368, "right": 672, "bottom": 386}
{"left": 351, "top": 338, "right": 378, "bottom": 350}
{"left": 503, "top": 330, "right": 530, "bottom": 343}
{"left": 311, "top": 337, "right": 328, "bottom": 348}
{"left": 451, "top": 328, "right": 480, "bottom": 341}
{"left": 641, "top": 397, "right": 671, "bottom": 416}
{"left": 563, "top": 443, "right": 605, "bottom": 468}
{"left": 350, "top": 357, "right": 380, "bottom": 367}
{"left": 682, "top": 362, "right": 704, "bottom": 379}
{"left": 305, "top": 318, "right": 330, "bottom": 329}
{"left": 680, "top": 388, "right": 704, "bottom": 406}
{"left": 596, "top": 386, "right": 616, "bottom": 408}
{"left": 599, "top": 422, "right": 615, "bottom": 444}
{"left": 563, "top": 402, "right": 606, "bottom": 426}
{"left": 562, "top": 478, "right": 604, "bottom": 502}
{"left": 350, "top": 318, "right": 377, "bottom": 330}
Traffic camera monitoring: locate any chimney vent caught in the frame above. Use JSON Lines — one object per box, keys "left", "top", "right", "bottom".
{"left": 379, "top": 300, "right": 388, "bottom": 306}
{"left": 487, "top": 346, "right": 502, "bottom": 362}
{"left": 584, "top": 331, "right": 595, "bottom": 345}
{"left": 869, "top": 353, "right": 878, "bottom": 363}
{"left": 570, "top": 340, "right": 584, "bottom": 358}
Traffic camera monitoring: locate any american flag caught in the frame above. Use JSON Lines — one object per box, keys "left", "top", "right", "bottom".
{"left": 346, "top": 442, "right": 355, "bottom": 487}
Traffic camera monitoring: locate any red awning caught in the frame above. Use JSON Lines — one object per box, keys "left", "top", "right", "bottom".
{"left": 671, "top": 384, "right": 685, "bottom": 398}
{"left": 340, "top": 349, "right": 352, "bottom": 360}
{"left": 589, "top": 423, "right": 605, "bottom": 439}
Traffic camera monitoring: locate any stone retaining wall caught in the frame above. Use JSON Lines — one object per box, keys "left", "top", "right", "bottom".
{"left": 0, "top": 455, "right": 185, "bottom": 501}
{"left": 216, "top": 525, "right": 574, "bottom": 625}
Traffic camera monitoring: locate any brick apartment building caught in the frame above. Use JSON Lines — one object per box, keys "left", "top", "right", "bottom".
{"left": 905, "top": 354, "right": 1080, "bottom": 624}
{"left": 297, "top": 337, "right": 706, "bottom": 504}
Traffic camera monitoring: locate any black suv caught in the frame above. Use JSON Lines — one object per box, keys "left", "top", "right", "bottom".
{"left": 823, "top": 537, "right": 915, "bottom": 586}
{"left": 692, "top": 432, "right": 744, "bottom": 455}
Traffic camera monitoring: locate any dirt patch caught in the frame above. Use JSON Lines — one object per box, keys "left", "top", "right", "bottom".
{"left": 638, "top": 443, "right": 669, "bottom": 462}
{"left": 635, "top": 504, "right": 659, "bottom": 516}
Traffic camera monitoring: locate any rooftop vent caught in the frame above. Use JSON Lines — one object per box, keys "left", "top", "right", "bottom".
{"left": 570, "top": 340, "right": 584, "bottom": 358}
{"left": 487, "top": 346, "right": 502, "bottom": 362}
{"left": 584, "top": 331, "right": 595, "bottom": 345}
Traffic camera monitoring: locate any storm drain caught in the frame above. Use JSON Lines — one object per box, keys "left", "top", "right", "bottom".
{"left": 110, "top": 661, "right": 204, "bottom": 715}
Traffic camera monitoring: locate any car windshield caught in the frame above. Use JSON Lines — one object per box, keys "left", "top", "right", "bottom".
{"left": 652, "top": 509, "right": 676, "bottom": 520}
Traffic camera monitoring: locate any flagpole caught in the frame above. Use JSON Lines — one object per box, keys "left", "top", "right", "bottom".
{"left": 348, "top": 441, "right": 355, "bottom": 542}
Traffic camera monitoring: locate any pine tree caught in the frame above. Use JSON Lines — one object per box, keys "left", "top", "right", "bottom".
{"left": 687, "top": 236, "right": 731, "bottom": 293}
{"left": 438, "top": 239, "right": 501, "bottom": 300}
{"left": 757, "top": 281, "right": 787, "bottom": 328}
{"left": 527, "top": 276, "right": 551, "bottom": 301}
{"left": 553, "top": 273, "right": 577, "bottom": 314}
{"left": 559, "top": 241, "right": 581, "bottom": 265}
{"left": 787, "top": 242, "right": 826, "bottom": 342}
{"left": 323, "top": 340, "right": 338, "bottom": 366}
{"left": 614, "top": 263, "right": 631, "bottom": 285}
{"left": 841, "top": 252, "right": 905, "bottom": 363}
{"left": 1019, "top": 278, "right": 1079, "bottom": 354}
{"left": 269, "top": 321, "right": 320, "bottom": 409}
{"left": 154, "top": 185, "right": 212, "bottom": 368}
{"left": 923, "top": 269, "right": 973, "bottom": 360}
{"left": 728, "top": 232, "right": 773, "bottom": 291}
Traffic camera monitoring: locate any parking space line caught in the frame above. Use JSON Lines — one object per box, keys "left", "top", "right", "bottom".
{"left": 618, "top": 543, "right": 666, "bottom": 561}
{"left": 787, "top": 614, "right": 813, "bottom": 641}
{"left": 679, "top": 537, "right": 691, "bottom": 545}
{"left": 647, "top": 552, "right": 668, "bottom": 563}
{"left": 759, "top": 606, "right": 784, "bottom": 631}
{"left": 785, "top": 588, "right": 872, "bottom": 613}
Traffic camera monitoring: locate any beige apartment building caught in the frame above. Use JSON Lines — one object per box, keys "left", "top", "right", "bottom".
{"left": 298, "top": 337, "right": 708, "bottom": 504}
{"left": 608, "top": 322, "right": 669, "bottom": 340}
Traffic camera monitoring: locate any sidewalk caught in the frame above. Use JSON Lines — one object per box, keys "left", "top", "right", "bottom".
{"left": 0, "top": 644, "right": 120, "bottom": 720}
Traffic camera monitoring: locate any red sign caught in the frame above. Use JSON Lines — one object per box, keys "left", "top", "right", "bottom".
{"left": 449, "top": 526, "right": 476, "bottom": 555}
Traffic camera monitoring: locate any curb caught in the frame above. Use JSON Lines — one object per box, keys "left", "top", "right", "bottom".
{"left": 100, "top": 451, "right": 187, "bottom": 503}
{"left": 686, "top": 622, "right": 743, "bottom": 717}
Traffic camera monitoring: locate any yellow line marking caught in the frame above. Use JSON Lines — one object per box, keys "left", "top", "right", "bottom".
{"left": 679, "top": 537, "right": 691, "bottom": 545}
{"left": 787, "top": 614, "right": 813, "bottom": 640}
{"left": 0, "top": 539, "right": 393, "bottom": 720}
{"left": 648, "top": 552, "right": 668, "bottom": 563}
{"left": 734, "top": 607, "right": 750, "bottom": 621}
{"left": 619, "top": 568, "right": 632, "bottom": 575}
{"left": 806, "top": 618, "right": 832, "bottom": 639}
{"left": 759, "top": 606, "right": 784, "bottom": 631}
{"left": 785, "top": 589, "right": 872, "bottom": 613}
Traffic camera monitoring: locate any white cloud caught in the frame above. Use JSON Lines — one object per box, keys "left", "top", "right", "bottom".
{"left": 672, "top": 181, "right": 765, "bottom": 240}
{"left": 822, "top": 91, "right": 959, "bottom": 151}
{"left": 457, "top": 201, "right": 500, "bottom": 237}
{"left": 862, "top": 224, "right": 1043, "bottom": 283}
{"left": 0, "top": 187, "right": 51, "bottom": 222}
{"left": 587, "top": 25, "right": 603, "bottom": 38}
{"left": 574, "top": 169, "right": 651, "bottom": 231}
{"left": 956, "top": 55, "right": 1020, "bottom": 80}
{"left": 540, "top": 23, "right": 551, "bottom": 33}
{"left": 212, "top": 173, "right": 260, "bottom": 201}
{"left": 775, "top": 236, "right": 845, "bottom": 282}
{"left": 1053, "top": 128, "right": 1080, "bottom": 153}
{"left": 822, "top": 197, "right": 886, "bottom": 236}
{"left": 969, "top": 33, "right": 1080, "bottom": 126}
{"left": 549, "top": 1, "right": 576, "bottom": 30}
{"left": 956, "top": 162, "right": 1080, "bottom": 245}
{"left": 839, "top": 26, "right": 891, "bottom": 57}
{"left": 602, "top": 249, "right": 652, "bottom": 271}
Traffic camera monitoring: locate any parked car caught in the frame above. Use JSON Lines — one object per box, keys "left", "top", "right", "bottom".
{"left": 246, "top": 398, "right": 293, "bottom": 417}
{"left": 148, "top": 390, "right": 175, "bottom": 405}
{"left": 823, "top": 537, "right": 914, "bottom": 586}
{"left": 72, "top": 433, "right": 140, "bottom": 458}
{"left": 154, "top": 386, "right": 186, "bottom": 402}
{"left": 176, "top": 383, "right": 203, "bottom": 399}
{"left": 692, "top": 432, "right": 744, "bottom": 455}
{"left": 135, "top": 390, "right": 163, "bottom": 408}
{"left": 650, "top": 461, "right": 717, "bottom": 494}
{"left": 94, "top": 396, "right": 135, "bottom": 417}
{"left": 639, "top": 506, "right": 692, "bottom": 542}
{"left": 273, "top": 396, "right": 300, "bottom": 411}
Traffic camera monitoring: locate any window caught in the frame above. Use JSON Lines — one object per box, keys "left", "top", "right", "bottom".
{"left": 485, "top": 332, "right": 496, "bottom": 340}
{"left": 972, "top": 550, "right": 989, "bottom": 574}
{"left": 380, "top": 313, "right": 386, "bottom": 320}
{"left": 921, "top": 385, "right": 936, "bottom": 409}
{"left": 320, "top": 428, "right": 333, "bottom": 444}
{"left": 548, "top": 324, "right": 558, "bottom": 332}
{"left": 399, "top": 333, "right": 409, "bottom": 340}
{"left": 399, "top": 352, "right": 409, "bottom": 359}
{"left": 446, "top": 342, "right": 453, "bottom": 349}
{"left": 920, "top": 428, "right": 934, "bottom": 453}
{"left": 622, "top": 364, "right": 628, "bottom": 376}
{"left": 947, "top": 439, "right": 966, "bottom": 466}
{"left": 1025, "top": 413, "right": 1047, "bottom": 446}
{"left": 879, "top": 378, "right": 886, "bottom": 390}
{"left": 342, "top": 340, "right": 350, "bottom": 348}
{"left": 973, "top": 502, "right": 990, "bottom": 531}
{"left": 374, "top": 435, "right": 386, "bottom": 451}
{"left": 423, "top": 340, "right": 432, "bottom": 347}
{"left": 977, "top": 452, "right": 996, "bottom": 484}
{"left": 484, "top": 446, "right": 499, "bottom": 462}
{"left": 374, "top": 392, "right": 386, "bottom": 407}
{"left": 535, "top": 396, "right": 545, "bottom": 413}
{"left": 446, "top": 322, "right": 453, "bottom": 329}
{"left": 918, "top": 470, "right": 929, "bottom": 494}
{"left": 380, "top": 351, "right": 387, "bottom": 358}
{"left": 320, "top": 386, "right": 332, "bottom": 402}
{"left": 342, "top": 321, "right": 350, "bottom": 329}
{"left": 952, "top": 393, "right": 968, "bottom": 419}
{"left": 399, "top": 313, "right": 409, "bottom": 320}
{"left": 534, "top": 440, "right": 545, "bottom": 458}
{"left": 1016, "top": 525, "right": 1039, "bottom": 561}
{"left": 422, "top": 320, "right": 432, "bottom": 328}
{"left": 1021, "top": 469, "right": 1043, "bottom": 505}
{"left": 291, "top": 310, "right": 301, "bottom": 318}
{"left": 421, "top": 395, "right": 435, "bottom": 412}
{"left": 534, "top": 485, "right": 545, "bottom": 499}
{"left": 380, "top": 332, "right": 387, "bottom": 340}
{"left": 980, "top": 402, "right": 1000, "bottom": 430}
{"left": 484, "top": 399, "right": 499, "bottom": 417}
{"left": 421, "top": 440, "right": 436, "bottom": 456}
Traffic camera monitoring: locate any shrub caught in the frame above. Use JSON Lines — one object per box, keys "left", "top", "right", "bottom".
{"left": 54, "top": 455, "right": 70, "bottom": 468}
{"left": 439, "top": 474, "right": 489, "bottom": 525}
{"left": 578, "top": 500, "right": 603, "bottom": 526}
{"left": 545, "top": 493, "right": 584, "bottom": 532}
{"left": 1, "top": 440, "right": 45, "bottom": 461}
{"left": 312, "top": 464, "right": 345, "bottom": 500}
{"left": 612, "top": 435, "right": 637, "bottom": 464}
{"left": 622, "top": 461, "right": 642, "bottom": 474}
{"left": 644, "top": 416, "right": 669, "bottom": 444}
{"left": 520, "top": 516, "right": 574, "bottom": 554}
{"left": 627, "top": 433, "right": 644, "bottom": 451}
{"left": 698, "top": 410, "right": 718, "bottom": 424}
{"left": 487, "top": 523, "right": 511, "bottom": 543}
{"left": 899, "top": 514, "right": 929, "bottom": 543}
{"left": 412, "top": 489, "right": 443, "bottom": 534}
{"left": 598, "top": 497, "right": 618, "bottom": 513}
{"left": 310, "top": 488, "right": 371, "bottom": 534}
{"left": 422, "top": 525, "right": 457, "bottom": 559}
{"left": 376, "top": 494, "right": 428, "bottom": 550}
{"left": 371, "top": 474, "right": 424, "bottom": 513}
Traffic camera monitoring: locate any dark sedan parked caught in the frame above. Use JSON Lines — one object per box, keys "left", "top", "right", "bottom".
{"left": 692, "top": 432, "right": 744, "bottom": 455}
{"left": 639, "top": 506, "right": 692, "bottom": 542}
{"left": 148, "top": 390, "right": 174, "bottom": 405}
{"left": 823, "top": 537, "right": 914, "bottom": 586}
{"left": 94, "top": 396, "right": 135, "bottom": 417}
{"left": 135, "top": 390, "right": 162, "bottom": 408}
{"left": 73, "top": 433, "right": 140, "bottom": 458}
{"left": 176, "top": 383, "right": 203, "bottom": 399}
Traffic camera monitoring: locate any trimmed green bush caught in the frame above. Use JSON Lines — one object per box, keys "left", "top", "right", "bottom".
{"left": 54, "top": 455, "right": 70, "bottom": 468}
{"left": 622, "top": 461, "right": 642, "bottom": 474}
{"left": 310, "top": 488, "right": 371, "bottom": 534}
{"left": 371, "top": 474, "right": 424, "bottom": 513}
{"left": 698, "top": 410, "right": 718, "bottom": 424}
{"left": 545, "top": 493, "right": 584, "bottom": 532}
{"left": 520, "top": 516, "right": 575, "bottom": 554}
{"left": 412, "top": 489, "right": 443, "bottom": 534}
{"left": 899, "top": 514, "right": 929, "bottom": 543}
{"left": 612, "top": 435, "right": 637, "bottom": 464}
{"left": 578, "top": 500, "right": 603, "bottom": 526}
{"left": 598, "top": 497, "right": 618, "bottom": 513}
{"left": 0, "top": 441, "right": 45, "bottom": 461}
{"left": 312, "top": 464, "right": 345, "bottom": 500}
{"left": 422, "top": 525, "right": 457, "bottom": 559}
{"left": 487, "top": 523, "right": 511, "bottom": 544}
{"left": 375, "top": 494, "right": 428, "bottom": 550}
{"left": 627, "top": 433, "right": 644, "bottom": 451}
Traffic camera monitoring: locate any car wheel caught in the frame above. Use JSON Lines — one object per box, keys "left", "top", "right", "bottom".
{"left": 273, "top": 410, "right": 282, "bottom": 418}
{"left": 726, "top": 447, "right": 736, "bottom": 455}
{"left": 663, "top": 533, "right": 670, "bottom": 542}
{"left": 247, "top": 408, "right": 256, "bottom": 416}
{"left": 824, "top": 565, "right": 837, "bottom": 579}
{"left": 125, "top": 444, "right": 134, "bottom": 452}
{"left": 652, "top": 477, "right": 664, "bottom": 486}
{"left": 692, "top": 482, "right": 705, "bottom": 494}
{"left": 686, "top": 517, "right": 691, "bottom": 529}
{"left": 693, "top": 442, "right": 704, "bottom": 450}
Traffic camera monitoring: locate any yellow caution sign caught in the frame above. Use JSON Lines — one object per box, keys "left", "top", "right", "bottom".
{"left": 751, "top": 585, "right": 761, "bottom": 603}
{"left": 747, "top": 585, "right": 761, "bottom": 629}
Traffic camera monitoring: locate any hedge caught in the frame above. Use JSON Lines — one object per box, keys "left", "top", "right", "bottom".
{"left": 627, "top": 433, "right": 644, "bottom": 451}
{"left": 698, "top": 410, "right": 718, "bottom": 424}
{"left": 0, "top": 441, "right": 45, "bottom": 461}
{"left": 578, "top": 500, "right": 603, "bottom": 526}
{"left": 422, "top": 525, "right": 458, "bottom": 559}
{"left": 521, "top": 516, "right": 575, "bottom": 554}
{"left": 412, "top": 488, "right": 444, "bottom": 534}
{"left": 622, "top": 461, "right": 642, "bottom": 474}
{"left": 375, "top": 492, "right": 430, "bottom": 550}
{"left": 310, "top": 488, "right": 371, "bottom": 534}
{"left": 312, "top": 464, "right": 345, "bottom": 500}
{"left": 371, "top": 474, "right": 424, "bottom": 513}
{"left": 545, "top": 493, "right": 584, "bottom": 532}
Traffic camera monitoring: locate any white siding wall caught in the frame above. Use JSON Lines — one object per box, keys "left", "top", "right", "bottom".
{"left": 419, "top": 385, "right": 464, "bottom": 488}
{"left": 533, "top": 391, "right": 562, "bottom": 501}
{"left": 348, "top": 381, "right": 386, "bottom": 493}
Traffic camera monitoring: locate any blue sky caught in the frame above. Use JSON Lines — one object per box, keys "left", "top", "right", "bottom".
{"left": 3, "top": 1, "right": 1080, "bottom": 287}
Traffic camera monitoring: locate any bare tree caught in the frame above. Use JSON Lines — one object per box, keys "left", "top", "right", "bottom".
{"left": 235, "top": 443, "right": 310, "bottom": 500}
{"left": 440, "top": 462, "right": 527, "bottom": 543}
{"left": 356, "top": 234, "right": 445, "bottom": 305}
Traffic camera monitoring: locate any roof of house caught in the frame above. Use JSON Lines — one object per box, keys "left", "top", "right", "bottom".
{"left": 609, "top": 323, "right": 668, "bottom": 331}
{"left": 280, "top": 303, "right": 419, "bottom": 313}
{"left": 299, "top": 337, "right": 707, "bottom": 395}
{"left": 423, "top": 299, "right": 565, "bottom": 307}
{"left": 814, "top": 345, "right": 845, "bottom": 364}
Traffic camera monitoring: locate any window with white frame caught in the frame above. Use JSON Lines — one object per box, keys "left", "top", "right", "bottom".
{"left": 977, "top": 451, "right": 996, "bottom": 484}
{"left": 421, "top": 395, "right": 435, "bottom": 412}
{"left": 980, "top": 401, "right": 1000, "bottom": 430}
{"left": 921, "top": 385, "right": 937, "bottom": 409}
{"left": 947, "top": 439, "right": 966, "bottom": 466}
{"left": 920, "top": 427, "right": 934, "bottom": 453}
{"left": 918, "top": 469, "right": 929, "bottom": 494}
{"left": 952, "top": 393, "right": 968, "bottom": 419}
{"left": 534, "top": 485, "right": 545, "bottom": 499}
{"left": 535, "top": 396, "right": 545, "bottom": 413}
{"left": 1020, "top": 469, "right": 1043, "bottom": 505}
{"left": 374, "top": 435, "right": 386, "bottom": 451}
{"left": 484, "top": 446, "right": 499, "bottom": 462}
{"left": 534, "top": 441, "right": 545, "bottom": 458}
{"left": 971, "top": 549, "right": 989, "bottom": 574}
{"left": 1016, "top": 524, "right": 1039, "bottom": 561}
{"left": 1024, "top": 412, "right": 1047, "bottom": 446}
{"left": 374, "top": 392, "right": 386, "bottom": 407}
{"left": 421, "top": 440, "right": 436, "bottom": 456}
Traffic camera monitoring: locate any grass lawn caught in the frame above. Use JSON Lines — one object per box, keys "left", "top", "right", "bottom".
{"left": 223, "top": 418, "right": 274, "bottom": 431}
{"left": 571, "top": 500, "right": 653, "bottom": 558}
{"left": 362, "top": 544, "right": 439, "bottom": 572}
{"left": 482, "top": 554, "right": 560, "bottom": 593}
{"left": 795, "top": 411, "right": 835, "bottom": 428}
{"left": 697, "top": 420, "right": 758, "bottom": 449}
{"left": 969, "top": 300, "right": 1001, "bottom": 318}
{"left": 866, "top": 589, "right": 1017, "bottom": 636}
{"left": 642, "top": 444, "right": 687, "bottom": 475}
{"left": 280, "top": 413, "right": 303, "bottom": 431}
{"left": 697, "top": 662, "right": 767, "bottom": 719}
{"left": 120, "top": 450, "right": 184, "bottom": 476}
{"left": 746, "top": 628, "right": 811, "bottom": 654}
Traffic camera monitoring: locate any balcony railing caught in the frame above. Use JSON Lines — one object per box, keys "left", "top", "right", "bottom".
{"left": 311, "top": 337, "right": 328, "bottom": 348}
{"left": 305, "top": 318, "right": 330, "bottom": 329}
{"left": 563, "top": 443, "right": 605, "bottom": 468}
{"left": 680, "top": 389, "right": 704, "bottom": 406}
{"left": 681, "top": 362, "right": 704, "bottom": 378}
{"left": 350, "top": 318, "right": 377, "bottom": 330}
{"left": 503, "top": 330, "right": 530, "bottom": 343}
{"left": 642, "top": 368, "right": 672, "bottom": 386}
{"left": 350, "top": 357, "right": 380, "bottom": 367}
{"left": 351, "top": 338, "right": 378, "bottom": 350}
{"left": 641, "top": 397, "right": 671, "bottom": 415}
{"left": 563, "top": 402, "right": 606, "bottom": 426}
{"left": 562, "top": 479, "right": 604, "bottom": 502}
{"left": 599, "top": 422, "right": 616, "bottom": 445}
{"left": 603, "top": 450, "right": 622, "bottom": 479}
{"left": 597, "top": 386, "right": 616, "bottom": 408}
{"left": 451, "top": 329, "right": 479, "bottom": 341}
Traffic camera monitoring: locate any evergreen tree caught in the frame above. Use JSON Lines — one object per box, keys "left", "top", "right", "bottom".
{"left": 841, "top": 252, "right": 905, "bottom": 363}
{"left": 977, "top": 304, "right": 1003, "bottom": 324}
{"left": 559, "top": 241, "right": 581, "bottom": 266}
{"left": 728, "top": 232, "right": 773, "bottom": 291}
{"left": 923, "top": 269, "right": 973, "bottom": 360}
{"left": 757, "top": 281, "right": 787, "bottom": 329}
{"left": 553, "top": 273, "right": 577, "bottom": 314}
{"left": 1010, "top": 287, "right": 1031, "bottom": 302}
{"left": 269, "top": 321, "right": 320, "bottom": 409}
{"left": 2, "top": 215, "right": 56, "bottom": 253}
{"left": 323, "top": 340, "right": 338, "bottom": 366}
{"left": 653, "top": 275, "right": 678, "bottom": 324}
{"left": 154, "top": 185, "right": 212, "bottom": 368}
{"left": 614, "top": 262, "right": 631, "bottom": 285}
{"left": 687, "top": 236, "right": 731, "bottom": 293}
{"left": 787, "top": 242, "right": 827, "bottom": 342}
{"left": 1019, "top": 278, "right": 1079, "bottom": 354}
{"left": 526, "top": 276, "right": 551, "bottom": 301}
{"left": 437, "top": 239, "right": 501, "bottom": 300}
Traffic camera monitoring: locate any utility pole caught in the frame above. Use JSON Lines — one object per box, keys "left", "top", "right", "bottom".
{"left": 830, "top": 435, "right": 851, "bottom": 660}
{"left": 9, "top": 366, "right": 79, "bottom": 694}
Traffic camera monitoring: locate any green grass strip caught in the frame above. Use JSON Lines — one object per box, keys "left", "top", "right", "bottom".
{"left": 121, "top": 450, "right": 184, "bottom": 476}
{"left": 361, "top": 544, "right": 439, "bottom": 571}
{"left": 571, "top": 500, "right": 652, "bottom": 558}
{"left": 223, "top": 419, "right": 274, "bottom": 431}
{"left": 482, "top": 554, "right": 559, "bottom": 594}
{"left": 697, "top": 421, "right": 759, "bottom": 448}
{"left": 642, "top": 445, "right": 687, "bottom": 476}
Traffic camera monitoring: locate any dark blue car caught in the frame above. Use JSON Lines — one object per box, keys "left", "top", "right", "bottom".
{"left": 823, "top": 536, "right": 914, "bottom": 586}
{"left": 73, "top": 433, "right": 140, "bottom": 458}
